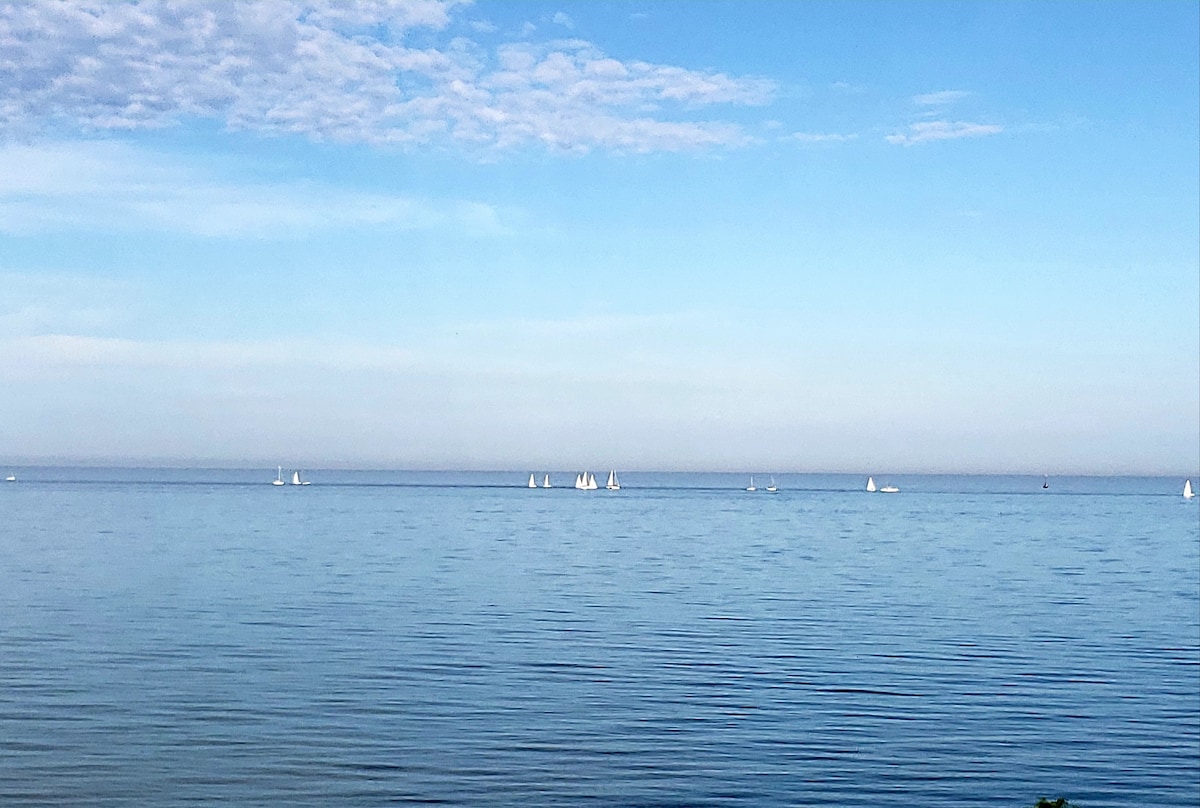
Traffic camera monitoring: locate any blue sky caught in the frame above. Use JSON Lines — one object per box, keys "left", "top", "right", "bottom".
{"left": 0, "top": 0, "right": 1196, "bottom": 473}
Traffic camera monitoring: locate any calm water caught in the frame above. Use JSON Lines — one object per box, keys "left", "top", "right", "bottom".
{"left": 1, "top": 470, "right": 1197, "bottom": 807}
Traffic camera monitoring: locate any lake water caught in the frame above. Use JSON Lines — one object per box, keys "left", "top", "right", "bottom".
{"left": 1, "top": 470, "right": 1197, "bottom": 807}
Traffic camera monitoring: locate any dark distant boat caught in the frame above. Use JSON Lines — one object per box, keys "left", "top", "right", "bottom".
{"left": 1043, "top": 475, "right": 1049, "bottom": 489}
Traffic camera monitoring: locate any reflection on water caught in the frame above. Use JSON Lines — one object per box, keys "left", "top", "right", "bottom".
{"left": 1, "top": 473, "right": 1197, "bottom": 806}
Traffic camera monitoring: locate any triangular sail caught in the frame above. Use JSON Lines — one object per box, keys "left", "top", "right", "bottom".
{"left": 543, "top": 475, "right": 551, "bottom": 488}
{"left": 292, "top": 471, "right": 301, "bottom": 485}
{"left": 866, "top": 476, "right": 876, "bottom": 492}
{"left": 1185, "top": 480, "right": 1194, "bottom": 499}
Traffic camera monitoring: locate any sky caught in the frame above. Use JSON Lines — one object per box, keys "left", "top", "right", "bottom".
{"left": 0, "top": 0, "right": 1197, "bottom": 474}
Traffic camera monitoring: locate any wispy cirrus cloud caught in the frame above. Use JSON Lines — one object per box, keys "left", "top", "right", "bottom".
{"left": 913, "top": 89, "right": 971, "bottom": 106}
{"left": 885, "top": 120, "right": 1002, "bottom": 146}
{"left": 0, "top": 142, "right": 506, "bottom": 236}
{"left": 789, "top": 131, "right": 858, "bottom": 146}
{"left": 0, "top": 0, "right": 774, "bottom": 154}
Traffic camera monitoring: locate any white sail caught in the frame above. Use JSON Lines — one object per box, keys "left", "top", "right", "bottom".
{"left": 587, "top": 472, "right": 598, "bottom": 490}
{"left": 273, "top": 466, "right": 285, "bottom": 486}
{"left": 292, "top": 471, "right": 302, "bottom": 485}
{"left": 866, "top": 476, "right": 876, "bottom": 492}
{"left": 1185, "top": 479, "right": 1194, "bottom": 499}
{"left": 575, "top": 473, "right": 586, "bottom": 490}
{"left": 543, "top": 474, "right": 551, "bottom": 488}
{"left": 606, "top": 470, "right": 620, "bottom": 490}
{"left": 746, "top": 476, "right": 756, "bottom": 491}
{"left": 766, "top": 477, "right": 777, "bottom": 492}
{"left": 528, "top": 473, "right": 537, "bottom": 488}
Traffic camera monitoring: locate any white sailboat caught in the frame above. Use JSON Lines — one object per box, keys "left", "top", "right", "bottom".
{"left": 528, "top": 473, "right": 537, "bottom": 488}
{"left": 1185, "top": 479, "right": 1195, "bottom": 500}
{"left": 746, "top": 476, "right": 756, "bottom": 492}
{"left": 866, "top": 476, "right": 876, "bottom": 493}
{"left": 575, "top": 472, "right": 586, "bottom": 490}
{"left": 606, "top": 470, "right": 620, "bottom": 490}
{"left": 879, "top": 484, "right": 899, "bottom": 493}
{"left": 272, "top": 466, "right": 285, "bottom": 486}
{"left": 766, "top": 476, "right": 777, "bottom": 492}
{"left": 587, "top": 472, "right": 598, "bottom": 490}
{"left": 4, "top": 474, "right": 14, "bottom": 482}
{"left": 542, "top": 474, "right": 551, "bottom": 488}
{"left": 291, "top": 470, "right": 311, "bottom": 486}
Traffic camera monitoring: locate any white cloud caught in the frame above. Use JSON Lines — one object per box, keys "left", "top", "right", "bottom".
{"left": 885, "top": 120, "right": 1002, "bottom": 146}
{"left": 0, "top": 333, "right": 420, "bottom": 373}
{"left": 0, "top": 0, "right": 774, "bottom": 154}
{"left": 789, "top": 131, "right": 857, "bottom": 145}
{"left": 913, "top": 89, "right": 971, "bottom": 106}
{"left": 551, "top": 11, "right": 574, "bottom": 29}
{"left": 0, "top": 142, "right": 506, "bottom": 236}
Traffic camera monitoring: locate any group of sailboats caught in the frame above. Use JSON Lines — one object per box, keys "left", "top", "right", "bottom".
{"left": 745, "top": 476, "right": 778, "bottom": 492}
{"left": 574, "top": 471, "right": 621, "bottom": 490}
{"left": 528, "top": 471, "right": 620, "bottom": 490}
{"left": 272, "top": 466, "right": 311, "bottom": 486}
{"left": 866, "top": 476, "right": 898, "bottom": 493}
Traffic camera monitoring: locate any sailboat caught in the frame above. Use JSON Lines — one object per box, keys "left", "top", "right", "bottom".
{"left": 4, "top": 474, "right": 14, "bottom": 482}
{"left": 292, "top": 470, "right": 311, "bottom": 486}
{"left": 542, "top": 474, "right": 551, "bottom": 488}
{"left": 528, "top": 473, "right": 537, "bottom": 488}
{"left": 879, "top": 483, "right": 900, "bottom": 493}
{"left": 1043, "top": 475, "right": 1049, "bottom": 490}
{"left": 575, "top": 473, "right": 585, "bottom": 490}
{"left": 766, "top": 477, "right": 777, "bottom": 492}
{"left": 272, "top": 466, "right": 285, "bottom": 486}
{"left": 746, "top": 476, "right": 756, "bottom": 492}
{"left": 587, "top": 472, "right": 598, "bottom": 490}
{"left": 866, "top": 476, "right": 876, "bottom": 493}
{"left": 606, "top": 470, "right": 620, "bottom": 490}
{"left": 1185, "top": 480, "right": 1195, "bottom": 500}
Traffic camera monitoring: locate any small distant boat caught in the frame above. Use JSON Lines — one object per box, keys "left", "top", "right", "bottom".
{"left": 575, "top": 473, "right": 585, "bottom": 490}
{"left": 1185, "top": 479, "right": 1195, "bottom": 500}
{"left": 575, "top": 472, "right": 598, "bottom": 490}
{"left": 866, "top": 476, "right": 876, "bottom": 493}
{"left": 606, "top": 470, "right": 620, "bottom": 490}
{"left": 272, "top": 466, "right": 285, "bottom": 486}
{"left": 587, "top": 472, "right": 598, "bottom": 490}
{"left": 766, "top": 477, "right": 777, "bottom": 492}
{"left": 542, "top": 474, "right": 551, "bottom": 488}
{"left": 291, "top": 471, "right": 311, "bottom": 486}
{"left": 746, "top": 476, "right": 756, "bottom": 492}
{"left": 528, "top": 473, "right": 537, "bottom": 488}
{"left": 1043, "top": 475, "right": 1049, "bottom": 490}
{"left": 4, "top": 474, "right": 14, "bottom": 482}
{"left": 879, "top": 484, "right": 900, "bottom": 494}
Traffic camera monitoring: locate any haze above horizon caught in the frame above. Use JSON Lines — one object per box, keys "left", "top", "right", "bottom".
{"left": 1, "top": 1, "right": 1197, "bottom": 475}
